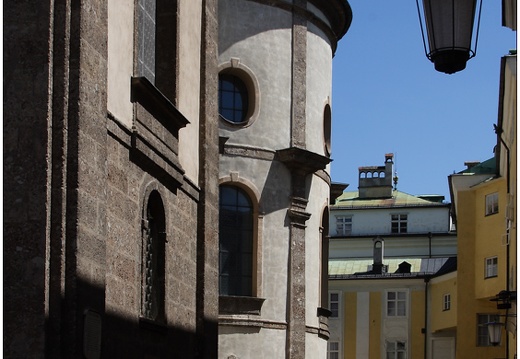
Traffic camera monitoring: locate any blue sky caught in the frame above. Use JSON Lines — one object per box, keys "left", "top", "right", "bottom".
{"left": 330, "top": 1, "right": 516, "bottom": 201}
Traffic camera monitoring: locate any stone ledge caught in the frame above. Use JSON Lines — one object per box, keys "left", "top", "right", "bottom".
{"left": 219, "top": 295, "right": 265, "bottom": 316}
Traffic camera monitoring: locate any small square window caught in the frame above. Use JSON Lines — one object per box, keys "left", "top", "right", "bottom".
{"left": 387, "top": 291, "right": 407, "bottom": 317}
{"left": 485, "top": 257, "right": 498, "bottom": 278}
{"left": 386, "top": 340, "right": 407, "bottom": 359}
{"left": 485, "top": 193, "right": 499, "bottom": 216}
{"left": 336, "top": 216, "right": 352, "bottom": 236}
{"left": 391, "top": 214, "right": 407, "bottom": 234}
{"left": 443, "top": 294, "right": 451, "bottom": 311}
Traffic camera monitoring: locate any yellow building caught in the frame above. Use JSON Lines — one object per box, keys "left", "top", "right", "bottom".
{"left": 448, "top": 52, "right": 516, "bottom": 359}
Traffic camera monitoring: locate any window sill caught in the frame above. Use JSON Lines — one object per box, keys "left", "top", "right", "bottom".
{"left": 139, "top": 316, "right": 167, "bottom": 334}
{"left": 219, "top": 295, "right": 265, "bottom": 316}
{"left": 131, "top": 77, "right": 189, "bottom": 133}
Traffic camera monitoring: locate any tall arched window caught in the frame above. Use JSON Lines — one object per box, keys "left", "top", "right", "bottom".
{"left": 141, "top": 190, "right": 166, "bottom": 322}
{"left": 219, "top": 185, "right": 253, "bottom": 296}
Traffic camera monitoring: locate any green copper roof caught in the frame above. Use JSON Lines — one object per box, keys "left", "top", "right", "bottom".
{"left": 458, "top": 157, "right": 496, "bottom": 174}
{"left": 332, "top": 190, "right": 448, "bottom": 209}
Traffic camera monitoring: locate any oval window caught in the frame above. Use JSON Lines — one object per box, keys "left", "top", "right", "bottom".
{"left": 219, "top": 74, "right": 249, "bottom": 124}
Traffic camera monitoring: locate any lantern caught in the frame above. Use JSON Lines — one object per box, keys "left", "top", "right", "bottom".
{"left": 416, "top": 0, "right": 483, "bottom": 74}
{"left": 487, "top": 321, "right": 504, "bottom": 346}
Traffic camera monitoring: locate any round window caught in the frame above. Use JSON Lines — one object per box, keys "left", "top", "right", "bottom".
{"left": 219, "top": 74, "right": 249, "bottom": 124}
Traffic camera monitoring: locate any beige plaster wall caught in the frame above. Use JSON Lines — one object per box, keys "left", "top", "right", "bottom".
{"left": 177, "top": 0, "right": 202, "bottom": 182}
{"left": 107, "top": 0, "right": 134, "bottom": 127}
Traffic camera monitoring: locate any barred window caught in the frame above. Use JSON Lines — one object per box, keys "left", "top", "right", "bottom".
{"left": 137, "top": 0, "right": 156, "bottom": 83}
{"left": 141, "top": 190, "right": 166, "bottom": 322}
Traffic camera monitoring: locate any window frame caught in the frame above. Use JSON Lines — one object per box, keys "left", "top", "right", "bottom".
{"left": 477, "top": 313, "right": 500, "bottom": 346}
{"left": 327, "top": 341, "right": 340, "bottom": 359}
{"left": 386, "top": 290, "right": 407, "bottom": 317}
{"left": 485, "top": 256, "right": 498, "bottom": 278}
{"left": 386, "top": 340, "right": 407, "bottom": 359}
{"left": 391, "top": 214, "right": 408, "bottom": 234}
{"left": 443, "top": 293, "right": 451, "bottom": 311}
{"left": 485, "top": 192, "right": 499, "bottom": 216}
{"left": 336, "top": 215, "right": 352, "bottom": 236}
{"left": 219, "top": 185, "right": 255, "bottom": 297}
{"left": 218, "top": 73, "right": 249, "bottom": 124}
{"left": 141, "top": 190, "right": 166, "bottom": 323}
{"left": 328, "top": 291, "right": 341, "bottom": 319}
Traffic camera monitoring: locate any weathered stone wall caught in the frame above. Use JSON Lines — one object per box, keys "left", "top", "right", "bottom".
{"left": 4, "top": 0, "right": 220, "bottom": 357}
{"left": 4, "top": 0, "right": 52, "bottom": 356}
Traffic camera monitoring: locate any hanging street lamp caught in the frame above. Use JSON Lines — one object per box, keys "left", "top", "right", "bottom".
{"left": 416, "top": 0, "right": 483, "bottom": 74}
{"left": 487, "top": 321, "right": 505, "bottom": 346}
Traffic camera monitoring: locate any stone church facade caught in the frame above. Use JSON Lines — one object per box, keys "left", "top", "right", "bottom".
{"left": 4, "top": 0, "right": 351, "bottom": 358}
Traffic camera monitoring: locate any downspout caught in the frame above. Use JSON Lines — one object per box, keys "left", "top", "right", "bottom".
{"left": 424, "top": 277, "right": 430, "bottom": 359}
{"left": 494, "top": 124, "right": 511, "bottom": 359}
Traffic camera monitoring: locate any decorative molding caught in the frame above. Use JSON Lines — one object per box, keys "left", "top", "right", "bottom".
{"left": 218, "top": 316, "right": 287, "bottom": 330}
{"left": 222, "top": 143, "right": 276, "bottom": 161}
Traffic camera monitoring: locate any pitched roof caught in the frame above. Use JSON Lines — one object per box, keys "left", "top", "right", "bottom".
{"left": 329, "top": 257, "right": 456, "bottom": 279}
{"left": 332, "top": 190, "right": 448, "bottom": 210}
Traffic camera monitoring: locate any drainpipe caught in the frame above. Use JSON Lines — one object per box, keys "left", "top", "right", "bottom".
{"left": 494, "top": 124, "right": 511, "bottom": 358}
{"left": 424, "top": 277, "right": 430, "bottom": 359}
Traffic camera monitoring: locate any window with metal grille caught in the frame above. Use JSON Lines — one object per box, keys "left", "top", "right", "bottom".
{"left": 219, "top": 185, "right": 253, "bottom": 296}
{"left": 141, "top": 190, "right": 166, "bottom": 322}
{"left": 387, "top": 291, "right": 407, "bottom": 317}
{"left": 391, "top": 214, "right": 407, "bottom": 233}
{"left": 386, "top": 340, "right": 407, "bottom": 359}
{"left": 336, "top": 216, "right": 352, "bottom": 236}
{"left": 137, "top": 0, "right": 156, "bottom": 84}
{"left": 136, "top": 0, "right": 177, "bottom": 100}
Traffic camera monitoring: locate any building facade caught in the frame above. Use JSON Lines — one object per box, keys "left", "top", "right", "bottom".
{"left": 4, "top": 0, "right": 352, "bottom": 358}
{"left": 448, "top": 52, "right": 517, "bottom": 359}
{"left": 217, "top": 1, "right": 352, "bottom": 358}
{"left": 328, "top": 154, "right": 457, "bottom": 359}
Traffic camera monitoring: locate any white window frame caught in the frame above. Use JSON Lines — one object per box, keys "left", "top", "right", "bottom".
{"left": 329, "top": 291, "right": 341, "bottom": 319}
{"left": 336, "top": 215, "right": 352, "bottom": 236}
{"left": 485, "top": 257, "right": 498, "bottom": 278}
{"left": 327, "top": 341, "right": 340, "bottom": 359}
{"left": 386, "top": 290, "right": 407, "bottom": 317}
{"left": 443, "top": 293, "right": 451, "bottom": 311}
{"left": 386, "top": 340, "right": 407, "bottom": 359}
{"left": 391, "top": 214, "right": 408, "bottom": 234}
{"left": 485, "top": 192, "right": 499, "bottom": 216}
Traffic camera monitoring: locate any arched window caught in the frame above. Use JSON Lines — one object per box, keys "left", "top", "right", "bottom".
{"left": 141, "top": 190, "right": 166, "bottom": 322}
{"left": 360, "top": 172, "right": 366, "bottom": 179}
{"left": 219, "top": 74, "right": 249, "bottom": 124}
{"left": 219, "top": 185, "right": 253, "bottom": 296}
{"left": 380, "top": 171, "right": 386, "bottom": 178}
